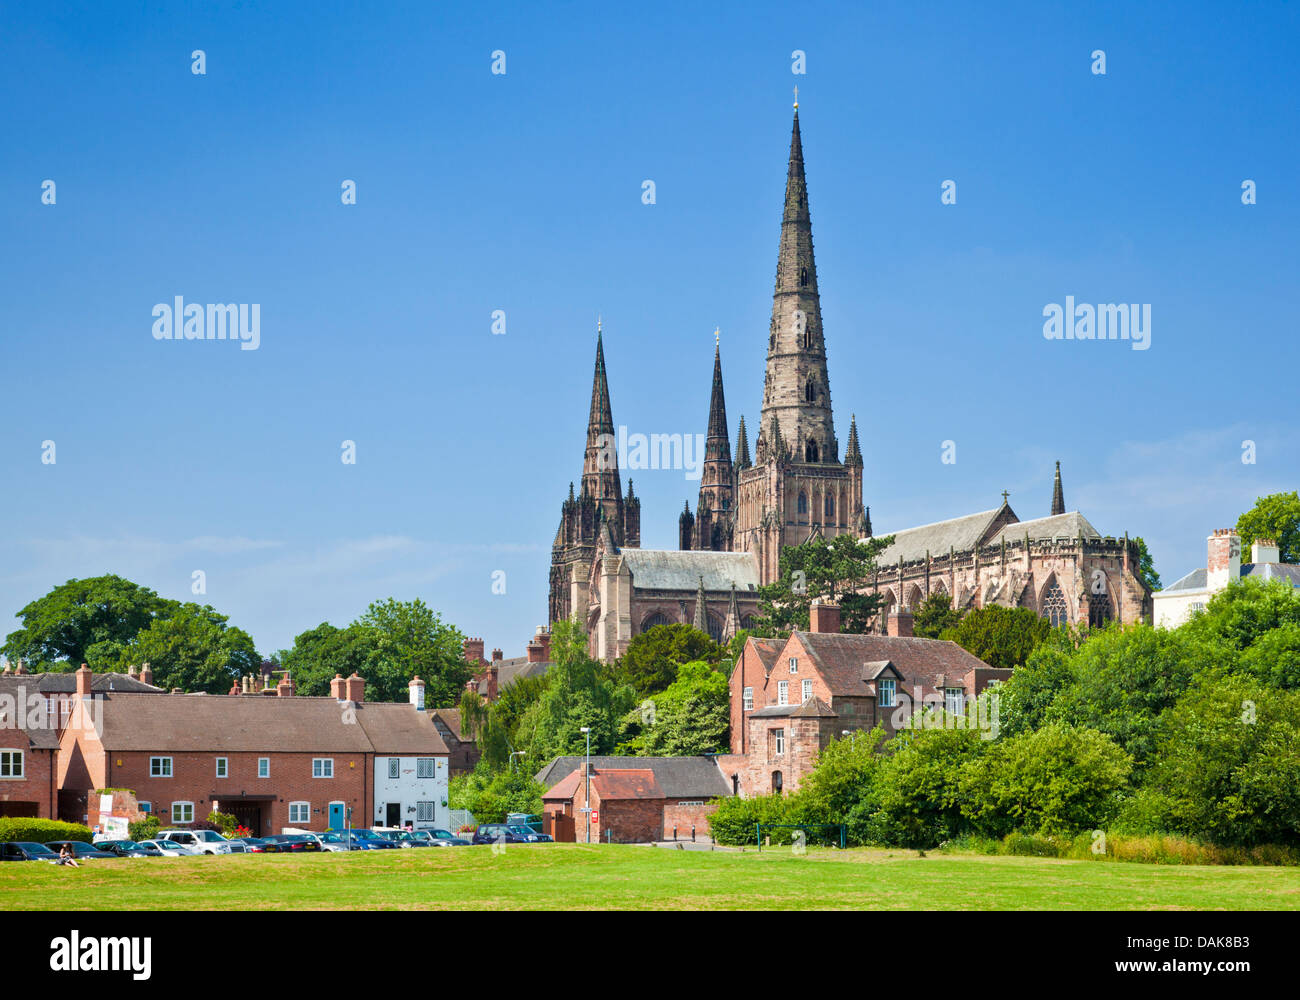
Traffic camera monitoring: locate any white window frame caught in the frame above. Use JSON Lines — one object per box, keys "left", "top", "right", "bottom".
{"left": 288, "top": 801, "right": 311, "bottom": 825}
{"left": 0, "top": 750, "right": 23, "bottom": 779}
{"left": 150, "top": 756, "right": 173, "bottom": 778}
{"left": 802, "top": 679, "right": 813, "bottom": 703}
{"left": 313, "top": 758, "right": 334, "bottom": 779}
{"left": 777, "top": 680, "right": 789, "bottom": 706}
{"left": 788, "top": 657, "right": 798, "bottom": 674}
{"left": 773, "top": 729, "right": 786, "bottom": 757}
{"left": 742, "top": 686, "right": 753, "bottom": 711}
{"left": 417, "top": 801, "right": 435, "bottom": 822}
{"left": 388, "top": 758, "right": 400, "bottom": 779}
{"left": 171, "top": 801, "right": 194, "bottom": 824}
{"left": 215, "top": 757, "right": 228, "bottom": 778}
{"left": 258, "top": 757, "right": 270, "bottom": 778}
{"left": 878, "top": 678, "right": 896, "bottom": 708}
{"left": 945, "top": 688, "right": 965, "bottom": 715}
{"left": 138, "top": 801, "right": 152, "bottom": 814}
{"left": 417, "top": 758, "right": 435, "bottom": 779}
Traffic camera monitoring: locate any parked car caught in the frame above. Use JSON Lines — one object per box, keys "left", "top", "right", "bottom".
{"left": 506, "top": 824, "right": 553, "bottom": 843}
{"left": 315, "top": 832, "right": 360, "bottom": 852}
{"left": 136, "top": 839, "right": 198, "bottom": 857}
{"left": 472, "top": 824, "right": 536, "bottom": 845}
{"left": 158, "top": 829, "right": 233, "bottom": 855}
{"left": 260, "top": 834, "right": 322, "bottom": 853}
{"left": 391, "top": 830, "right": 436, "bottom": 847}
{"left": 94, "top": 839, "right": 161, "bottom": 858}
{"left": 224, "top": 838, "right": 263, "bottom": 853}
{"left": 426, "top": 828, "right": 472, "bottom": 847}
{"left": 370, "top": 827, "right": 417, "bottom": 847}
{"left": 46, "top": 840, "right": 119, "bottom": 860}
{"left": 346, "top": 829, "right": 399, "bottom": 850}
{"left": 0, "top": 841, "right": 62, "bottom": 863}
{"left": 506, "top": 813, "right": 545, "bottom": 834}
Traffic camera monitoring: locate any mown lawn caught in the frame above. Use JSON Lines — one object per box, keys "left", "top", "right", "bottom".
{"left": 1, "top": 844, "right": 1296, "bottom": 910}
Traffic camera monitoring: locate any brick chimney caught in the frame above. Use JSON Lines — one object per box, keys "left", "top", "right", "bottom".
{"left": 344, "top": 672, "right": 365, "bottom": 703}
{"left": 409, "top": 676, "right": 426, "bottom": 711}
{"left": 492, "top": 648, "right": 503, "bottom": 663}
{"left": 140, "top": 662, "right": 153, "bottom": 686}
{"left": 276, "top": 672, "right": 295, "bottom": 697}
{"left": 526, "top": 634, "right": 545, "bottom": 663}
{"left": 1251, "top": 538, "right": 1281, "bottom": 565}
{"left": 463, "top": 638, "right": 485, "bottom": 666}
{"left": 127, "top": 664, "right": 137, "bottom": 678}
{"left": 887, "top": 609, "right": 915, "bottom": 637}
{"left": 487, "top": 665, "right": 499, "bottom": 701}
{"left": 75, "top": 663, "right": 93, "bottom": 696}
{"left": 1207, "top": 529, "right": 1242, "bottom": 591}
{"left": 330, "top": 674, "right": 346, "bottom": 700}
{"left": 537, "top": 626, "right": 552, "bottom": 661}
{"left": 809, "top": 599, "right": 841, "bottom": 634}
{"left": 15, "top": 659, "right": 26, "bottom": 675}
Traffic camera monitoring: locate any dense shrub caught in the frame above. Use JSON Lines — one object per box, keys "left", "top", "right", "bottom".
{"left": 707, "top": 793, "right": 799, "bottom": 846}
{"left": 872, "top": 724, "right": 986, "bottom": 848}
{"left": 959, "top": 723, "right": 1132, "bottom": 838}
{"left": 0, "top": 818, "right": 93, "bottom": 844}
{"left": 129, "top": 815, "right": 161, "bottom": 842}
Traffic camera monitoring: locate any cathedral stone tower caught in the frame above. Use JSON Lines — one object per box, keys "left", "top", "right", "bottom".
{"left": 549, "top": 327, "right": 640, "bottom": 624}
{"left": 734, "top": 102, "right": 864, "bottom": 582}
{"left": 682, "top": 337, "right": 737, "bottom": 552}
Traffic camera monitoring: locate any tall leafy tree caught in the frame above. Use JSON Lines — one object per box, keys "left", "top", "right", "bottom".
{"left": 277, "top": 622, "right": 374, "bottom": 696}
{"left": 3, "top": 575, "right": 177, "bottom": 669}
{"left": 912, "top": 592, "right": 965, "bottom": 639}
{"left": 1236, "top": 491, "right": 1300, "bottom": 564}
{"left": 752, "top": 533, "right": 894, "bottom": 636}
{"left": 613, "top": 624, "right": 720, "bottom": 697}
{"left": 1132, "top": 536, "right": 1162, "bottom": 592}
{"left": 617, "top": 660, "right": 729, "bottom": 755}
{"left": 119, "top": 602, "right": 259, "bottom": 694}
{"left": 939, "top": 604, "right": 1052, "bottom": 670}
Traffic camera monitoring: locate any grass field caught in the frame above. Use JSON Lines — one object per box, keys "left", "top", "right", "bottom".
{"left": 2, "top": 844, "right": 1298, "bottom": 910}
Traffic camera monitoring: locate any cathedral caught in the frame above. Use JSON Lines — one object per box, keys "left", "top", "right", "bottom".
{"left": 549, "top": 102, "right": 1152, "bottom": 661}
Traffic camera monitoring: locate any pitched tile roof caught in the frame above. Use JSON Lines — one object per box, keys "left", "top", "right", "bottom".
{"left": 748, "top": 637, "right": 784, "bottom": 676}
{"left": 1, "top": 671, "right": 164, "bottom": 694}
{"left": 750, "top": 696, "right": 836, "bottom": 719}
{"left": 874, "top": 507, "right": 1007, "bottom": 565}
{"left": 477, "top": 657, "right": 551, "bottom": 696}
{"left": 619, "top": 549, "right": 760, "bottom": 592}
{"left": 1242, "top": 563, "right": 1300, "bottom": 586}
{"left": 535, "top": 755, "right": 731, "bottom": 798}
{"left": 82, "top": 692, "right": 447, "bottom": 754}
{"left": 593, "top": 769, "right": 664, "bottom": 800}
{"left": 793, "top": 631, "right": 994, "bottom": 697}
{"left": 986, "top": 511, "right": 1101, "bottom": 546}
{"left": 1159, "top": 567, "right": 1208, "bottom": 593}
{"left": 0, "top": 678, "right": 60, "bottom": 750}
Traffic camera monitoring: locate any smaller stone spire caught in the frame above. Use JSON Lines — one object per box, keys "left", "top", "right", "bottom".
{"left": 844, "top": 414, "right": 863, "bottom": 468}
{"left": 693, "top": 575, "right": 708, "bottom": 633}
{"left": 735, "top": 415, "right": 752, "bottom": 470}
{"left": 723, "top": 582, "right": 740, "bottom": 643}
{"left": 1051, "top": 461, "right": 1065, "bottom": 516}
{"left": 679, "top": 501, "right": 694, "bottom": 550}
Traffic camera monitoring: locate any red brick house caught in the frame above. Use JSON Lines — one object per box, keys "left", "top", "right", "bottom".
{"left": 57, "top": 667, "right": 450, "bottom": 835}
{"left": 0, "top": 676, "right": 60, "bottom": 818}
{"left": 723, "top": 600, "right": 1010, "bottom": 797}
{"left": 536, "top": 756, "right": 731, "bottom": 844}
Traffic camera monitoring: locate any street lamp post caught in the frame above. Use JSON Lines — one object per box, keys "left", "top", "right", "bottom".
{"left": 580, "top": 726, "right": 591, "bottom": 843}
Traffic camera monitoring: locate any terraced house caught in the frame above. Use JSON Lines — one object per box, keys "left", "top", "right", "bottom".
{"left": 57, "top": 666, "right": 450, "bottom": 835}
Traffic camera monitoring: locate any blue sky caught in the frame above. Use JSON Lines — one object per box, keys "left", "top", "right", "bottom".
{"left": 2, "top": 0, "right": 1296, "bottom": 659}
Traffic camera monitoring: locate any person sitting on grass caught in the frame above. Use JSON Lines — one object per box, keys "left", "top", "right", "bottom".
{"left": 58, "top": 845, "right": 79, "bottom": 868}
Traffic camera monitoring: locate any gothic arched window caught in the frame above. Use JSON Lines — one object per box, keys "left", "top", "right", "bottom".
{"left": 797, "top": 492, "right": 808, "bottom": 515}
{"left": 641, "top": 612, "right": 673, "bottom": 633}
{"left": 705, "top": 613, "right": 724, "bottom": 644}
{"left": 824, "top": 494, "right": 834, "bottom": 518}
{"left": 805, "top": 439, "right": 819, "bottom": 463}
{"left": 805, "top": 380, "right": 815, "bottom": 403}
{"left": 799, "top": 267, "right": 809, "bottom": 287}
{"left": 1042, "top": 580, "right": 1069, "bottom": 628}
{"left": 1088, "top": 591, "right": 1113, "bottom": 628}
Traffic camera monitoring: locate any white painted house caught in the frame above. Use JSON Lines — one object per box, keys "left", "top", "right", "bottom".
{"left": 1155, "top": 529, "right": 1300, "bottom": 628}
{"left": 358, "top": 678, "right": 451, "bottom": 831}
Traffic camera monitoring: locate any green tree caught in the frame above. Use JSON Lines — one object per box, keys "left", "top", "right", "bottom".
{"left": 1142, "top": 674, "right": 1300, "bottom": 846}
{"left": 872, "top": 724, "right": 987, "bottom": 848}
{"left": 958, "top": 723, "right": 1133, "bottom": 838}
{"left": 939, "top": 604, "right": 1053, "bottom": 670}
{"left": 355, "top": 597, "right": 469, "bottom": 705}
{"left": 990, "top": 631, "right": 1079, "bottom": 738}
{"left": 515, "top": 619, "right": 635, "bottom": 766}
{"left": 1182, "top": 577, "right": 1300, "bottom": 656}
{"left": 3, "top": 575, "right": 177, "bottom": 669}
{"left": 752, "top": 533, "right": 894, "bottom": 636}
{"left": 912, "top": 592, "right": 964, "bottom": 639}
{"left": 1132, "top": 536, "right": 1162, "bottom": 592}
{"left": 448, "top": 759, "right": 545, "bottom": 825}
{"left": 118, "top": 602, "right": 259, "bottom": 694}
{"left": 1236, "top": 490, "right": 1300, "bottom": 564}
{"left": 612, "top": 624, "right": 720, "bottom": 697}
{"left": 277, "top": 622, "right": 373, "bottom": 696}
{"left": 1044, "top": 624, "right": 1211, "bottom": 769}
{"left": 618, "top": 660, "right": 729, "bottom": 755}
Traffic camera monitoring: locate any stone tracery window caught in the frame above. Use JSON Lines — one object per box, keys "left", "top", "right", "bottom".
{"left": 797, "top": 491, "right": 808, "bottom": 515}
{"left": 1042, "top": 579, "right": 1069, "bottom": 628}
{"left": 641, "top": 612, "right": 672, "bottom": 633}
{"left": 1088, "top": 591, "right": 1112, "bottom": 628}
{"left": 805, "top": 439, "right": 819, "bottom": 462}
{"left": 824, "top": 493, "right": 834, "bottom": 518}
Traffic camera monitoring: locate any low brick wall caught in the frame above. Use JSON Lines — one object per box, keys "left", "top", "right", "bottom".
{"left": 663, "top": 801, "right": 717, "bottom": 840}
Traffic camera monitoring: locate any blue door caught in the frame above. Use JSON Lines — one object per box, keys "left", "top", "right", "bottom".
{"left": 328, "top": 802, "right": 344, "bottom": 831}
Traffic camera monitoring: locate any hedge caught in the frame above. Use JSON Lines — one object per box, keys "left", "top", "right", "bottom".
{"left": 0, "top": 818, "right": 94, "bottom": 845}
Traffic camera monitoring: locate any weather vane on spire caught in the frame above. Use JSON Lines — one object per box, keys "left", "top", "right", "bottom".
{"left": 597, "top": 313, "right": 602, "bottom": 333}
{"left": 715, "top": 326, "right": 720, "bottom": 347}
{"left": 793, "top": 85, "right": 799, "bottom": 109}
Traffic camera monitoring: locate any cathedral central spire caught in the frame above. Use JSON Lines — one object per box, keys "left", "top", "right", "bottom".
{"left": 582, "top": 328, "right": 622, "bottom": 502}
{"left": 758, "top": 103, "right": 837, "bottom": 466}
